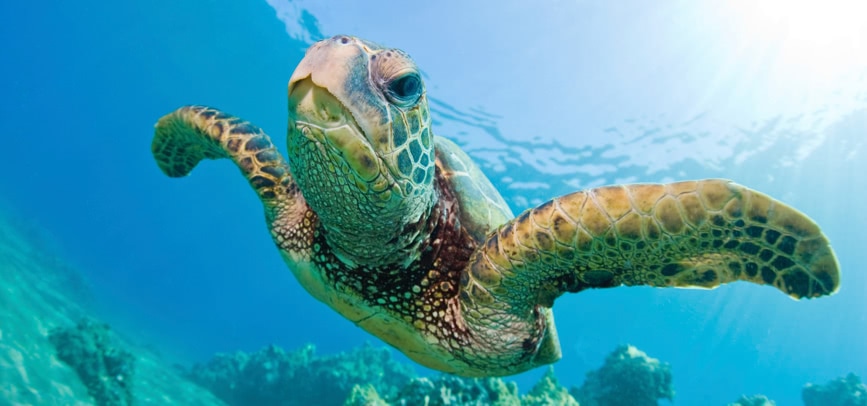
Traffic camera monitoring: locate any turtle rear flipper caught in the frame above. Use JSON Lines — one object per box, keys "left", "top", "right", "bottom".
{"left": 462, "top": 179, "right": 840, "bottom": 315}
{"left": 153, "top": 105, "right": 294, "bottom": 202}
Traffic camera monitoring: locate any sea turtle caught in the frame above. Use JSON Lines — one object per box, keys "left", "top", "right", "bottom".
{"left": 152, "top": 35, "right": 840, "bottom": 377}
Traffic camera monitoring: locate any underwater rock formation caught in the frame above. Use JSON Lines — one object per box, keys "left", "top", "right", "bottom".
{"left": 802, "top": 373, "right": 867, "bottom": 406}
{"left": 521, "top": 367, "right": 579, "bottom": 406}
{"left": 0, "top": 210, "right": 232, "bottom": 405}
{"left": 728, "top": 394, "right": 776, "bottom": 406}
{"left": 344, "top": 384, "right": 389, "bottom": 406}
{"left": 341, "top": 366, "right": 577, "bottom": 406}
{"left": 190, "top": 343, "right": 577, "bottom": 406}
{"left": 391, "top": 375, "right": 521, "bottom": 405}
{"left": 187, "top": 342, "right": 415, "bottom": 405}
{"left": 48, "top": 318, "right": 136, "bottom": 406}
{"left": 569, "top": 344, "right": 675, "bottom": 406}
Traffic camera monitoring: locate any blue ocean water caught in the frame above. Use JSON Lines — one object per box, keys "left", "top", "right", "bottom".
{"left": 1, "top": 0, "right": 865, "bottom": 404}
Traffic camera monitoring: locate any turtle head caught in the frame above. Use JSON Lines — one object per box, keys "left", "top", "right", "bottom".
{"left": 286, "top": 35, "right": 437, "bottom": 265}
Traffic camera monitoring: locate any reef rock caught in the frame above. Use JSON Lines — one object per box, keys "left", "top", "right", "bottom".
{"left": 391, "top": 375, "right": 521, "bottom": 406}
{"left": 48, "top": 319, "right": 135, "bottom": 406}
{"left": 341, "top": 366, "right": 579, "bottom": 406}
{"left": 187, "top": 342, "right": 415, "bottom": 405}
{"left": 802, "top": 373, "right": 867, "bottom": 406}
{"left": 343, "top": 383, "right": 390, "bottom": 406}
{"left": 0, "top": 210, "right": 224, "bottom": 405}
{"left": 570, "top": 344, "right": 674, "bottom": 406}
{"left": 521, "top": 367, "right": 579, "bottom": 406}
{"left": 728, "top": 394, "right": 776, "bottom": 406}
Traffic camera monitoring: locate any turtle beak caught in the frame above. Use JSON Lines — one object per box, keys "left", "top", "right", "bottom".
{"left": 287, "top": 74, "right": 306, "bottom": 98}
{"left": 287, "top": 74, "right": 353, "bottom": 131}
{"left": 287, "top": 74, "right": 310, "bottom": 119}
{"left": 286, "top": 75, "right": 307, "bottom": 144}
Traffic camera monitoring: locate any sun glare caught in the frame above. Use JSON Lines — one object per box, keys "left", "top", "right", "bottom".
{"left": 730, "top": 0, "right": 866, "bottom": 77}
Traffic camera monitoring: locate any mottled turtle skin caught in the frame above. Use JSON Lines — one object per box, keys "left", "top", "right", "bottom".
{"left": 152, "top": 35, "right": 841, "bottom": 377}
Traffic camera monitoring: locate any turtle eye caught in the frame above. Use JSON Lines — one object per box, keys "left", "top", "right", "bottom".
{"left": 385, "top": 72, "right": 423, "bottom": 107}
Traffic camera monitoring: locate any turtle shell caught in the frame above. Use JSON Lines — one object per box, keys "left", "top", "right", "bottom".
{"left": 434, "top": 136, "right": 513, "bottom": 241}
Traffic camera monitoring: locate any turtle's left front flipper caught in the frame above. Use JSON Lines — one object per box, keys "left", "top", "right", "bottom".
{"left": 462, "top": 179, "right": 840, "bottom": 315}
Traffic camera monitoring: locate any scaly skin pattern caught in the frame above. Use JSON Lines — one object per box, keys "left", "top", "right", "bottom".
{"left": 153, "top": 105, "right": 293, "bottom": 200}
{"left": 286, "top": 37, "right": 437, "bottom": 267}
{"left": 460, "top": 180, "right": 839, "bottom": 374}
{"left": 152, "top": 106, "right": 315, "bottom": 256}
{"left": 153, "top": 36, "right": 841, "bottom": 378}
{"left": 152, "top": 106, "right": 492, "bottom": 374}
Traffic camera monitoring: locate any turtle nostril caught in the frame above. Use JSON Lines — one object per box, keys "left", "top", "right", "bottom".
{"left": 339, "top": 36, "right": 350, "bottom": 45}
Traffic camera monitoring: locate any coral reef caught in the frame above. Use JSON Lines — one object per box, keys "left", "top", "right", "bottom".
{"left": 521, "top": 367, "right": 579, "bottom": 406}
{"left": 341, "top": 366, "right": 578, "bottom": 406}
{"left": 189, "top": 343, "right": 576, "bottom": 406}
{"left": 48, "top": 318, "right": 136, "bottom": 406}
{"left": 344, "top": 384, "right": 389, "bottom": 406}
{"left": 728, "top": 394, "right": 776, "bottom": 406}
{"left": 187, "top": 342, "right": 415, "bottom": 405}
{"left": 391, "top": 375, "right": 521, "bottom": 406}
{"left": 569, "top": 344, "right": 675, "bottom": 406}
{"left": 1, "top": 210, "right": 227, "bottom": 405}
{"left": 802, "top": 373, "right": 867, "bottom": 406}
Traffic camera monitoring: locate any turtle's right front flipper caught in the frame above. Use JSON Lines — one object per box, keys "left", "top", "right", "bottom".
{"left": 463, "top": 179, "right": 840, "bottom": 316}
{"left": 153, "top": 106, "right": 315, "bottom": 257}
{"left": 153, "top": 105, "right": 293, "bottom": 202}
